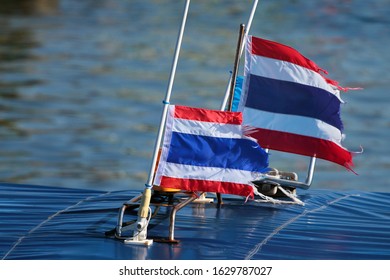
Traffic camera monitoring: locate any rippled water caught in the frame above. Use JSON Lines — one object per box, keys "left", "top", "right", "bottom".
{"left": 0, "top": 0, "right": 389, "bottom": 192}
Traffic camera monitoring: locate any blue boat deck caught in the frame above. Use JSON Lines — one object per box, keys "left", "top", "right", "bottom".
{"left": 1, "top": 183, "right": 389, "bottom": 260}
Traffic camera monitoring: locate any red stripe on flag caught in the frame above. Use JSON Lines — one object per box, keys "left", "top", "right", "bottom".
{"left": 159, "top": 176, "right": 254, "bottom": 198}
{"left": 250, "top": 36, "right": 324, "bottom": 74}
{"left": 248, "top": 128, "right": 354, "bottom": 171}
{"left": 249, "top": 36, "right": 349, "bottom": 91}
{"left": 174, "top": 105, "right": 242, "bottom": 125}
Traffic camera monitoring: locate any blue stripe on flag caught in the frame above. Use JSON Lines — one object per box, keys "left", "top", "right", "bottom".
{"left": 246, "top": 74, "right": 344, "bottom": 131}
{"left": 166, "top": 132, "right": 268, "bottom": 172}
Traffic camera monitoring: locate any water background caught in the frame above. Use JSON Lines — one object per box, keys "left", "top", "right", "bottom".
{"left": 1, "top": 0, "right": 389, "bottom": 193}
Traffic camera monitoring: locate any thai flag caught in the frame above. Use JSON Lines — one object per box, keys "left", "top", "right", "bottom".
{"left": 153, "top": 105, "right": 269, "bottom": 198}
{"left": 239, "top": 36, "right": 354, "bottom": 170}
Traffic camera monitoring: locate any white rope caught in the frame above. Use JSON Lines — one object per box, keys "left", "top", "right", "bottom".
{"left": 277, "top": 186, "right": 305, "bottom": 206}
{"left": 251, "top": 185, "right": 304, "bottom": 205}
{"left": 252, "top": 186, "right": 280, "bottom": 204}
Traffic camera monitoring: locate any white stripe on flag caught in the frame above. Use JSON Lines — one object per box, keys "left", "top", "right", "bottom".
{"left": 172, "top": 118, "right": 243, "bottom": 139}
{"left": 160, "top": 162, "right": 263, "bottom": 185}
{"left": 243, "top": 107, "right": 343, "bottom": 144}
{"left": 246, "top": 55, "right": 343, "bottom": 101}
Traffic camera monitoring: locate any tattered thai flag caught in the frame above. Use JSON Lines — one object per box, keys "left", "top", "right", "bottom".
{"left": 239, "top": 36, "right": 357, "bottom": 171}
{"left": 153, "top": 105, "right": 269, "bottom": 198}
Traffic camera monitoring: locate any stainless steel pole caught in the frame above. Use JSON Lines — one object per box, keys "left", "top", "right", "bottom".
{"left": 128, "top": 0, "right": 191, "bottom": 245}
{"left": 220, "top": 0, "right": 259, "bottom": 110}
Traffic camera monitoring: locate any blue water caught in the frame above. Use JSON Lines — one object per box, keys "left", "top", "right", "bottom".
{"left": 0, "top": 0, "right": 389, "bottom": 192}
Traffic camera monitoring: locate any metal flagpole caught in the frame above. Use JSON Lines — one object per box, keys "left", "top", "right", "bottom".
{"left": 216, "top": 0, "right": 259, "bottom": 205}
{"left": 227, "top": 23, "right": 246, "bottom": 112}
{"left": 215, "top": 23, "right": 246, "bottom": 206}
{"left": 125, "top": 0, "right": 191, "bottom": 245}
{"left": 220, "top": 0, "right": 259, "bottom": 111}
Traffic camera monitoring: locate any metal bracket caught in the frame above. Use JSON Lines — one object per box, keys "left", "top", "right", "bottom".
{"left": 254, "top": 156, "right": 316, "bottom": 191}
{"left": 114, "top": 191, "right": 211, "bottom": 244}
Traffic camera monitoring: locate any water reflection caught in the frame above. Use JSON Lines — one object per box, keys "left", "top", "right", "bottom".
{"left": 0, "top": 6, "right": 40, "bottom": 139}
{"left": 0, "top": 0, "right": 58, "bottom": 15}
{"left": 0, "top": 0, "right": 158, "bottom": 190}
{"left": 0, "top": 0, "right": 389, "bottom": 192}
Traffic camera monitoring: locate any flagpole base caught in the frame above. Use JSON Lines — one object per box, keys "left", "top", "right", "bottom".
{"left": 124, "top": 238, "right": 153, "bottom": 246}
{"left": 192, "top": 193, "right": 214, "bottom": 204}
{"left": 112, "top": 190, "right": 201, "bottom": 244}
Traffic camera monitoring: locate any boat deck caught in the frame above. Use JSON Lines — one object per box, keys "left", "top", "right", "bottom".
{"left": 1, "top": 183, "right": 389, "bottom": 260}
